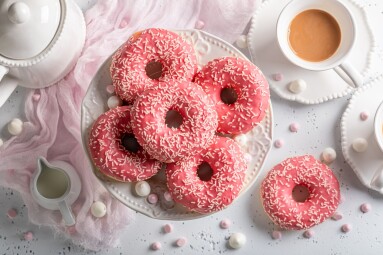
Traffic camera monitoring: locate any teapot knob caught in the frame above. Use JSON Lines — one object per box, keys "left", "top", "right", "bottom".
{"left": 8, "top": 2, "right": 30, "bottom": 24}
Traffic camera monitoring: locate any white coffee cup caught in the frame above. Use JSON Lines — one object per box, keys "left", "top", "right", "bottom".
{"left": 277, "top": 0, "right": 363, "bottom": 87}
{"left": 30, "top": 157, "right": 81, "bottom": 226}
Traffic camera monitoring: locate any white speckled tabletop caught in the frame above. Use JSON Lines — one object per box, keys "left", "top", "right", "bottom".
{"left": 1, "top": 0, "right": 383, "bottom": 254}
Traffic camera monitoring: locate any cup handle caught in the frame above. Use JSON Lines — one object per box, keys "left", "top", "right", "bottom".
{"left": 334, "top": 61, "right": 363, "bottom": 88}
{"left": 58, "top": 201, "right": 76, "bottom": 226}
{"left": 0, "top": 65, "right": 18, "bottom": 108}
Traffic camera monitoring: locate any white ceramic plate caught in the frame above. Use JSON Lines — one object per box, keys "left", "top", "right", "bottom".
{"left": 341, "top": 76, "right": 383, "bottom": 194}
{"left": 81, "top": 30, "right": 273, "bottom": 220}
{"left": 247, "top": 0, "right": 380, "bottom": 104}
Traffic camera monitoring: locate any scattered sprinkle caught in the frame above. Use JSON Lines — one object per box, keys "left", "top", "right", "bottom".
{"left": 360, "top": 111, "right": 369, "bottom": 121}
{"left": 360, "top": 203, "right": 371, "bottom": 213}
{"left": 147, "top": 193, "right": 158, "bottom": 204}
{"left": 274, "top": 139, "right": 284, "bottom": 148}
{"left": 228, "top": 233, "right": 246, "bottom": 249}
{"left": 90, "top": 201, "right": 107, "bottom": 218}
{"left": 135, "top": 181, "right": 151, "bottom": 197}
{"left": 271, "top": 230, "right": 282, "bottom": 240}
{"left": 219, "top": 219, "right": 231, "bottom": 229}
{"left": 7, "top": 208, "right": 17, "bottom": 219}
{"left": 195, "top": 20, "right": 205, "bottom": 29}
{"left": 303, "top": 230, "right": 314, "bottom": 239}
{"left": 151, "top": 241, "right": 161, "bottom": 250}
{"left": 176, "top": 237, "right": 187, "bottom": 247}
{"left": 163, "top": 224, "right": 173, "bottom": 233}
{"left": 289, "top": 122, "right": 299, "bottom": 132}
{"left": 321, "top": 147, "right": 337, "bottom": 164}
{"left": 331, "top": 212, "right": 343, "bottom": 221}
{"left": 352, "top": 138, "right": 368, "bottom": 152}
{"left": 341, "top": 224, "right": 352, "bottom": 233}
{"left": 7, "top": 118, "right": 23, "bottom": 136}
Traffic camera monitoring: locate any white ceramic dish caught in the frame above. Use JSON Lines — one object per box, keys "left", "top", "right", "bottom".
{"left": 247, "top": 0, "right": 380, "bottom": 104}
{"left": 341, "top": 76, "right": 383, "bottom": 194}
{"left": 81, "top": 29, "right": 273, "bottom": 220}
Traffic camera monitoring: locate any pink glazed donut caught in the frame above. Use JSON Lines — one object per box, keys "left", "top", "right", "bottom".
{"left": 261, "top": 155, "right": 340, "bottom": 230}
{"left": 131, "top": 80, "right": 218, "bottom": 163}
{"left": 89, "top": 106, "right": 161, "bottom": 182}
{"left": 110, "top": 28, "right": 198, "bottom": 103}
{"left": 166, "top": 136, "right": 246, "bottom": 214}
{"left": 194, "top": 57, "right": 270, "bottom": 134}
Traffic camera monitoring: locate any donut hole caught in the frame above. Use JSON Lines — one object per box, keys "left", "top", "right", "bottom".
{"left": 292, "top": 184, "right": 310, "bottom": 203}
{"left": 145, "top": 60, "right": 163, "bottom": 80}
{"left": 121, "top": 133, "right": 141, "bottom": 153}
{"left": 165, "top": 110, "right": 183, "bottom": 128}
{"left": 220, "top": 87, "right": 238, "bottom": 105}
{"left": 197, "top": 162, "right": 214, "bottom": 181}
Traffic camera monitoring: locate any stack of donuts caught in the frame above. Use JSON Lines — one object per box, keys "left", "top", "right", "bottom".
{"left": 88, "top": 28, "right": 270, "bottom": 214}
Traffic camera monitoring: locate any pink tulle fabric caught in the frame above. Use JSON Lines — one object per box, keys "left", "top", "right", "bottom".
{"left": 0, "top": 0, "right": 258, "bottom": 250}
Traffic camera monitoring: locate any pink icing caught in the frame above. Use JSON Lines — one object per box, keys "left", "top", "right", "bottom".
{"left": 271, "top": 231, "right": 282, "bottom": 240}
{"left": 110, "top": 28, "right": 198, "bottom": 103}
{"left": 7, "top": 208, "right": 17, "bottom": 219}
{"left": 166, "top": 136, "right": 246, "bottom": 213}
{"left": 220, "top": 219, "right": 231, "bottom": 229}
{"left": 23, "top": 231, "right": 33, "bottom": 241}
{"left": 289, "top": 123, "right": 299, "bottom": 132}
{"left": 261, "top": 155, "right": 340, "bottom": 230}
{"left": 194, "top": 57, "right": 270, "bottom": 135}
{"left": 331, "top": 212, "right": 343, "bottom": 221}
{"left": 273, "top": 73, "right": 283, "bottom": 81}
{"left": 360, "top": 203, "right": 371, "bottom": 213}
{"left": 176, "top": 237, "right": 187, "bottom": 247}
{"left": 341, "top": 224, "right": 352, "bottom": 233}
{"left": 89, "top": 106, "right": 161, "bottom": 182}
{"left": 131, "top": 81, "right": 218, "bottom": 163}
{"left": 147, "top": 194, "right": 158, "bottom": 204}
{"left": 163, "top": 224, "right": 173, "bottom": 233}
{"left": 274, "top": 139, "right": 284, "bottom": 148}
{"left": 303, "top": 230, "right": 314, "bottom": 238}
{"left": 151, "top": 241, "right": 162, "bottom": 250}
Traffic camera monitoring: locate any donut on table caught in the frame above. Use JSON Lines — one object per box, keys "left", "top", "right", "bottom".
{"left": 130, "top": 80, "right": 218, "bottom": 163}
{"left": 88, "top": 106, "right": 161, "bottom": 182}
{"left": 194, "top": 57, "right": 270, "bottom": 135}
{"left": 261, "top": 155, "right": 340, "bottom": 230}
{"left": 166, "top": 136, "right": 247, "bottom": 214}
{"left": 110, "top": 28, "right": 198, "bottom": 103}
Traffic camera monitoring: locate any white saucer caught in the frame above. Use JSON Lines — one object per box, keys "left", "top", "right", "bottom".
{"left": 247, "top": 0, "right": 379, "bottom": 104}
{"left": 341, "top": 76, "right": 383, "bottom": 194}
{"left": 81, "top": 30, "right": 273, "bottom": 220}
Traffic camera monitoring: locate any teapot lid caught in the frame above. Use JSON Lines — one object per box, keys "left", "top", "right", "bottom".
{"left": 0, "top": 0, "right": 61, "bottom": 60}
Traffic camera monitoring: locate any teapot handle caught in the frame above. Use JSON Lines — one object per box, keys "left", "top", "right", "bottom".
{"left": 0, "top": 65, "right": 18, "bottom": 108}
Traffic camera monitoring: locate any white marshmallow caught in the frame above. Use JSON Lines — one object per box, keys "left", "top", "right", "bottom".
{"left": 135, "top": 181, "right": 151, "bottom": 197}
{"left": 229, "top": 233, "right": 246, "bottom": 249}
{"left": 236, "top": 35, "right": 247, "bottom": 49}
{"left": 107, "top": 96, "right": 123, "bottom": 109}
{"left": 288, "top": 79, "right": 307, "bottom": 94}
{"left": 321, "top": 147, "right": 337, "bottom": 164}
{"left": 7, "top": 118, "right": 23, "bottom": 136}
{"left": 91, "top": 201, "right": 107, "bottom": 218}
{"left": 352, "top": 138, "right": 368, "bottom": 152}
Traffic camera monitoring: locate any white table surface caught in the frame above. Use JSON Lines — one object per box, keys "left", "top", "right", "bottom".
{"left": 1, "top": 1, "right": 383, "bottom": 254}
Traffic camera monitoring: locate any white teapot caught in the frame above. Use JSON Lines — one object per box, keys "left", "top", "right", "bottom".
{"left": 0, "top": 0, "right": 86, "bottom": 107}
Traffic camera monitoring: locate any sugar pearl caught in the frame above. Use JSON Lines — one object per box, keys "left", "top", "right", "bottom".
{"left": 163, "top": 191, "right": 173, "bottom": 201}
{"left": 176, "top": 237, "right": 187, "bottom": 247}
{"left": 147, "top": 193, "right": 158, "bottom": 204}
{"left": 106, "top": 85, "right": 115, "bottom": 94}
{"left": 107, "top": 96, "right": 123, "bottom": 109}
{"left": 151, "top": 241, "right": 162, "bottom": 250}
{"left": 32, "top": 94, "right": 41, "bottom": 101}
{"left": 271, "top": 230, "right": 282, "bottom": 240}
{"left": 273, "top": 73, "right": 283, "bottom": 81}
{"left": 228, "top": 233, "right": 246, "bottom": 249}
{"left": 289, "top": 122, "right": 299, "bottom": 132}
{"left": 163, "top": 224, "right": 173, "bottom": 233}
{"left": 352, "top": 138, "right": 368, "bottom": 152}
{"left": 303, "top": 230, "right": 314, "bottom": 239}
{"left": 288, "top": 79, "right": 307, "bottom": 94}
{"left": 274, "top": 139, "right": 284, "bottom": 148}
{"left": 341, "top": 224, "right": 352, "bottom": 233}
{"left": 135, "top": 181, "right": 151, "bottom": 196}
{"left": 23, "top": 231, "right": 33, "bottom": 241}
{"left": 219, "top": 219, "right": 231, "bottom": 229}
{"left": 360, "top": 111, "right": 369, "bottom": 121}
{"left": 195, "top": 20, "right": 205, "bottom": 29}
{"left": 7, "top": 208, "right": 17, "bottom": 219}
{"left": 321, "top": 147, "right": 337, "bottom": 164}
{"left": 7, "top": 118, "right": 23, "bottom": 136}
{"left": 331, "top": 212, "right": 343, "bottom": 221}
{"left": 91, "top": 201, "right": 107, "bottom": 218}
{"left": 360, "top": 203, "right": 371, "bottom": 213}
{"left": 235, "top": 35, "right": 247, "bottom": 49}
